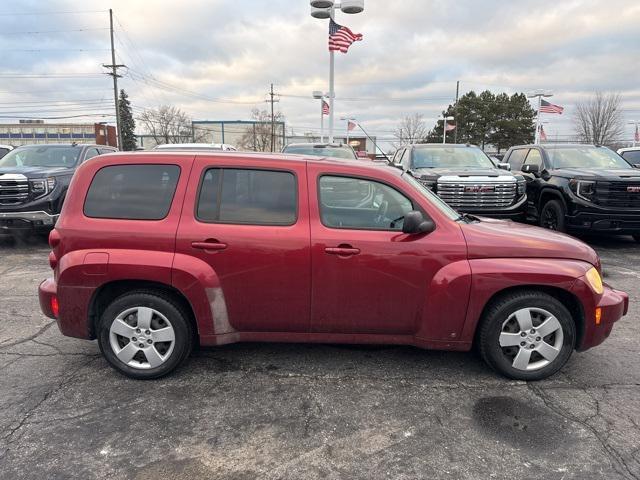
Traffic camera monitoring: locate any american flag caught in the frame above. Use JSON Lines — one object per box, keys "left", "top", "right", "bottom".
{"left": 540, "top": 99, "right": 564, "bottom": 114}
{"left": 329, "top": 19, "right": 363, "bottom": 53}
{"left": 539, "top": 125, "right": 547, "bottom": 141}
{"left": 347, "top": 120, "right": 357, "bottom": 131}
{"left": 445, "top": 122, "right": 456, "bottom": 132}
{"left": 322, "top": 100, "right": 330, "bottom": 115}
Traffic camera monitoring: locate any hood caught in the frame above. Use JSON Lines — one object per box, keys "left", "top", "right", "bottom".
{"left": 550, "top": 167, "right": 640, "bottom": 181}
{"left": 412, "top": 167, "right": 513, "bottom": 180}
{"left": 461, "top": 217, "right": 599, "bottom": 267}
{"left": 0, "top": 166, "right": 74, "bottom": 178}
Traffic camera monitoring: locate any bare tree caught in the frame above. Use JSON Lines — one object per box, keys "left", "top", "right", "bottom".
{"left": 393, "top": 113, "right": 428, "bottom": 148}
{"left": 237, "top": 108, "right": 285, "bottom": 152}
{"left": 574, "top": 92, "right": 624, "bottom": 146}
{"left": 138, "top": 105, "right": 206, "bottom": 145}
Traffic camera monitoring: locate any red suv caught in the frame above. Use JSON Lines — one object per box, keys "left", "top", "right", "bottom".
{"left": 39, "top": 152, "right": 628, "bottom": 380}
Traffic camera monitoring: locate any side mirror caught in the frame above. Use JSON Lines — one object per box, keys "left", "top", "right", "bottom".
{"left": 402, "top": 210, "right": 435, "bottom": 235}
{"left": 497, "top": 162, "right": 511, "bottom": 171}
{"left": 633, "top": 163, "right": 640, "bottom": 169}
{"left": 522, "top": 164, "right": 540, "bottom": 176}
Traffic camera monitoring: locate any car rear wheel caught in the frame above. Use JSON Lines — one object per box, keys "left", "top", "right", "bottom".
{"left": 97, "top": 291, "right": 193, "bottom": 379}
{"left": 539, "top": 199, "right": 566, "bottom": 232}
{"left": 478, "top": 291, "right": 576, "bottom": 381}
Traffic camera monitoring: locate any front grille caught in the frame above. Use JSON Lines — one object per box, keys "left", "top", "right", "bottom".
{"left": 437, "top": 180, "right": 517, "bottom": 210}
{"left": 595, "top": 182, "right": 640, "bottom": 209}
{"left": 0, "top": 178, "right": 29, "bottom": 206}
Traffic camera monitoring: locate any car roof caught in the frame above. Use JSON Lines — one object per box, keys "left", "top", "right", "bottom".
{"left": 12, "top": 143, "right": 109, "bottom": 148}
{"left": 284, "top": 143, "right": 350, "bottom": 148}
{"left": 408, "top": 143, "right": 480, "bottom": 149}
{"left": 100, "top": 150, "right": 403, "bottom": 174}
{"left": 509, "top": 143, "right": 600, "bottom": 150}
{"left": 154, "top": 143, "right": 235, "bottom": 150}
{"left": 618, "top": 147, "right": 640, "bottom": 153}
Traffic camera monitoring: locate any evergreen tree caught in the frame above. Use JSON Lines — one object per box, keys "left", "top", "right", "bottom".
{"left": 118, "top": 89, "right": 137, "bottom": 151}
{"left": 424, "top": 90, "right": 535, "bottom": 151}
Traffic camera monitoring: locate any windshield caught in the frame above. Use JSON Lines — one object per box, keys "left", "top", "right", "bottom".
{"left": 283, "top": 145, "right": 356, "bottom": 160}
{"left": 620, "top": 150, "right": 640, "bottom": 164}
{"left": 411, "top": 146, "right": 495, "bottom": 169}
{"left": 0, "top": 146, "right": 81, "bottom": 168}
{"left": 547, "top": 146, "right": 631, "bottom": 169}
{"left": 401, "top": 171, "right": 460, "bottom": 221}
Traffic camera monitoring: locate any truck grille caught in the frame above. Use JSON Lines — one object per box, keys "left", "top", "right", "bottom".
{"left": 437, "top": 180, "right": 517, "bottom": 210}
{"left": 0, "top": 175, "right": 29, "bottom": 206}
{"left": 595, "top": 182, "right": 640, "bottom": 209}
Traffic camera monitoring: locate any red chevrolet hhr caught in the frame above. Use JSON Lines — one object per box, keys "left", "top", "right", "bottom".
{"left": 39, "top": 151, "right": 628, "bottom": 380}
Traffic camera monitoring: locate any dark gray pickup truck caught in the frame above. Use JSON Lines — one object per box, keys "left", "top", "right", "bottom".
{"left": 0, "top": 143, "right": 116, "bottom": 236}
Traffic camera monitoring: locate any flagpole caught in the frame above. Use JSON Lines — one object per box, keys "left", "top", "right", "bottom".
{"left": 320, "top": 99, "right": 324, "bottom": 143}
{"left": 534, "top": 95, "right": 541, "bottom": 145}
{"left": 328, "top": 49, "right": 335, "bottom": 143}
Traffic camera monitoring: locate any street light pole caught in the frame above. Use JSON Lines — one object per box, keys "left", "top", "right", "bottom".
{"left": 313, "top": 91, "right": 327, "bottom": 142}
{"left": 310, "top": 0, "right": 364, "bottom": 145}
{"left": 629, "top": 120, "right": 638, "bottom": 147}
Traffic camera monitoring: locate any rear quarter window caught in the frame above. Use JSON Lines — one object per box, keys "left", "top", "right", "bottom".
{"left": 84, "top": 164, "right": 180, "bottom": 220}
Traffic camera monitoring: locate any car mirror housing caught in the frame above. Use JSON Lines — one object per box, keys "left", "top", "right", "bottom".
{"left": 522, "top": 164, "right": 540, "bottom": 175}
{"left": 402, "top": 210, "right": 435, "bottom": 235}
{"left": 497, "top": 162, "right": 511, "bottom": 171}
{"left": 633, "top": 163, "right": 640, "bottom": 169}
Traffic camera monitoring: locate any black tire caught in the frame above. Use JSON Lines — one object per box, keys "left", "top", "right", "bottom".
{"left": 478, "top": 291, "right": 576, "bottom": 381}
{"left": 97, "top": 290, "right": 194, "bottom": 379}
{"left": 539, "top": 199, "right": 566, "bottom": 232}
{"left": 633, "top": 235, "right": 640, "bottom": 243}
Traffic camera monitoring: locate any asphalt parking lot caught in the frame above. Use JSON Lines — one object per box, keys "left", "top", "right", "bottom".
{"left": 0, "top": 234, "right": 639, "bottom": 480}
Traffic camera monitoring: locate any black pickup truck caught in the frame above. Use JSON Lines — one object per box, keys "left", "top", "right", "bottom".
{"left": 391, "top": 144, "right": 527, "bottom": 219}
{"left": 504, "top": 144, "right": 640, "bottom": 240}
{"left": 0, "top": 143, "right": 117, "bottom": 236}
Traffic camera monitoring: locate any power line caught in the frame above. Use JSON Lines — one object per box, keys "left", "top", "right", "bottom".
{"left": 0, "top": 49, "right": 109, "bottom": 53}
{"left": 0, "top": 73, "right": 104, "bottom": 78}
{"left": 0, "top": 10, "right": 107, "bottom": 16}
{"left": 2, "top": 27, "right": 109, "bottom": 35}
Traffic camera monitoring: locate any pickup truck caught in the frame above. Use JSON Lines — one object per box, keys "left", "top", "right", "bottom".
{"left": 0, "top": 143, "right": 116, "bottom": 236}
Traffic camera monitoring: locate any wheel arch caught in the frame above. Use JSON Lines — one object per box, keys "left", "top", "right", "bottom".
{"left": 538, "top": 187, "right": 568, "bottom": 212}
{"left": 87, "top": 279, "right": 198, "bottom": 341}
{"left": 473, "top": 284, "right": 585, "bottom": 349}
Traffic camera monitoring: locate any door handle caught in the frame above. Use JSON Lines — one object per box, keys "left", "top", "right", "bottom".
{"left": 325, "top": 246, "right": 360, "bottom": 256}
{"left": 191, "top": 241, "right": 227, "bottom": 251}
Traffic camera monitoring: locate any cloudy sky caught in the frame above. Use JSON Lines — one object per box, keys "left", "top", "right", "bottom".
{"left": 0, "top": 0, "right": 639, "bottom": 147}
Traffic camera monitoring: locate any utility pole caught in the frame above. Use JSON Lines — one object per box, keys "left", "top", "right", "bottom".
{"left": 454, "top": 80, "right": 460, "bottom": 144}
{"left": 103, "top": 9, "right": 125, "bottom": 150}
{"left": 267, "top": 83, "right": 280, "bottom": 152}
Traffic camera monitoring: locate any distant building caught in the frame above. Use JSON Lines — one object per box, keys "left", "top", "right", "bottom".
{"left": 0, "top": 122, "right": 117, "bottom": 146}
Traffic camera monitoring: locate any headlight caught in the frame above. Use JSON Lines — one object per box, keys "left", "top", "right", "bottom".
{"left": 585, "top": 266, "right": 604, "bottom": 295}
{"left": 517, "top": 179, "right": 526, "bottom": 196}
{"left": 569, "top": 179, "right": 596, "bottom": 201}
{"left": 30, "top": 177, "right": 56, "bottom": 197}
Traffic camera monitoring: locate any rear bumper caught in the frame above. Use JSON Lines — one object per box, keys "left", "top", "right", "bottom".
{"left": 0, "top": 210, "right": 58, "bottom": 230}
{"left": 38, "top": 277, "right": 57, "bottom": 319}
{"left": 574, "top": 281, "right": 629, "bottom": 351}
{"left": 567, "top": 210, "right": 640, "bottom": 234}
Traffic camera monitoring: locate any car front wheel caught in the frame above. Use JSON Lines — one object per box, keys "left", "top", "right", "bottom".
{"left": 478, "top": 291, "right": 576, "bottom": 381}
{"left": 539, "top": 199, "right": 566, "bottom": 232}
{"left": 97, "top": 291, "right": 193, "bottom": 379}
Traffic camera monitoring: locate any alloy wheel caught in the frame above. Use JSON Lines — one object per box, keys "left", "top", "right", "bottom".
{"left": 542, "top": 207, "right": 558, "bottom": 230}
{"left": 109, "top": 306, "right": 176, "bottom": 369}
{"left": 498, "top": 307, "right": 564, "bottom": 371}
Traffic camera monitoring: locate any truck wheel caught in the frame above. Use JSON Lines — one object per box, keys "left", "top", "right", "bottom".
{"left": 478, "top": 291, "right": 575, "bottom": 381}
{"left": 539, "top": 199, "right": 566, "bottom": 232}
{"left": 97, "top": 291, "right": 193, "bottom": 379}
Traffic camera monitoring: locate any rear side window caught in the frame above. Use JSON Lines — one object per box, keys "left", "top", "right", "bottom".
{"left": 197, "top": 168, "right": 297, "bottom": 225}
{"left": 84, "top": 164, "right": 180, "bottom": 220}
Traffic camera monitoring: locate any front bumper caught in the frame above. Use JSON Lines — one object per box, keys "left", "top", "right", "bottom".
{"left": 574, "top": 281, "right": 629, "bottom": 351}
{"left": 567, "top": 210, "right": 640, "bottom": 234}
{"left": 0, "top": 210, "right": 58, "bottom": 230}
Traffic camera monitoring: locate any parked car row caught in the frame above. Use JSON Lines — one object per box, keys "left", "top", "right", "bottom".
{"left": 386, "top": 143, "right": 640, "bottom": 242}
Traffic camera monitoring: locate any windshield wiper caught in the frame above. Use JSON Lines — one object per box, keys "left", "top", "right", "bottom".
{"left": 455, "top": 212, "right": 480, "bottom": 223}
